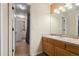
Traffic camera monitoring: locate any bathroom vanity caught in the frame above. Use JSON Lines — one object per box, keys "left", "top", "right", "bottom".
{"left": 47, "top": 3, "right": 79, "bottom": 56}
{"left": 42, "top": 35, "right": 79, "bottom": 56}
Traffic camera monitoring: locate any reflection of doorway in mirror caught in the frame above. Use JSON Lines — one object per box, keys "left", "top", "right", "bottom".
{"left": 62, "top": 16, "right": 67, "bottom": 35}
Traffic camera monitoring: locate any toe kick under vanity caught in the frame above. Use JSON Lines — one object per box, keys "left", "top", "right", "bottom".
{"left": 42, "top": 35, "right": 79, "bottom": 56}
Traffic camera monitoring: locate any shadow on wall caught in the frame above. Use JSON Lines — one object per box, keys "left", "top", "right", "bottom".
{"left": 37, "top": 37, "right": 43, "bottom": 55}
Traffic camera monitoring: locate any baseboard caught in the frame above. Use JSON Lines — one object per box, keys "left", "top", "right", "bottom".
{"left": 31, "top": 51, "right": 43, "bottom": 56}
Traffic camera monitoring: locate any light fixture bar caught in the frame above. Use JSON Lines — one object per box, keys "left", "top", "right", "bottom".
{"left": 17, "top": 4, "right": 26, "bottom": 10}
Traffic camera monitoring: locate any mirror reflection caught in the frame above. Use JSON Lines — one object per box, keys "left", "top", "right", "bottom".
{"left": 50, "top": 3, "right": 79, "bottom": 37}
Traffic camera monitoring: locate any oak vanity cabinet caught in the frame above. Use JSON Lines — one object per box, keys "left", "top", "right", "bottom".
{"left": 42, "top": 37, "right": 55, "bottom": 56}
{"left": 55, "top": 47, "right": 75, "bottom": 56}
{"left": 66, "top": 43, "right": 79, "bottom": 55}
{"left": 42, "top": 37, "right": 77, "bottom": 56}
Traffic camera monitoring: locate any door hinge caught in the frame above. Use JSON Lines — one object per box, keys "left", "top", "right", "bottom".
{"left": 12, "top": 49, "right": 14, "bottom": 52}
{"left": 12, "top": 28, "right": 14, "bottom": 31}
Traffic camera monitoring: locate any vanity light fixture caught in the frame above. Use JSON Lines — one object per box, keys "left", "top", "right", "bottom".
{"left": 14, "top": 13, "right": 16, "bottom": 17}
{"left": 17, "top": 14, "right": 25, "bottom": 18}
{"left": 58, "top": 6, "right": 66, "bottom": 12}
{"left": 54, "top": 9, "right": 60, "bottom": 14}
{"left": 14, "top": 14, "right": 25, "bottom": 18}
{"left": 17, "top": 4, "right": 27, "bottom": 10}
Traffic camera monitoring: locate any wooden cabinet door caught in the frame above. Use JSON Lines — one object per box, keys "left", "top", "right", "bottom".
{"left": 55, "top": 47, "right": 75, "bottom": 56}
{"left": 43, "top": 38, "right": 55, "bottom": 56}
{"left": 43, "top": 37, "right": 48, "bottom": 52}
{"left": 46, "top": 43, "right": 54, "bottom": 56}
{"left": 43, "top": 38, "right": 48, "bottom": 53}
{"left": 43, "top": 41, "right": 48, "bottom": 53}
{"left": 54, "top": 40, "right": 65, "bottom": 49}
{"left": 66, "top": 43, "right": 79, "bottom": 55}
{"left": 43, "top": 42, "right": 55, "bottom": 56}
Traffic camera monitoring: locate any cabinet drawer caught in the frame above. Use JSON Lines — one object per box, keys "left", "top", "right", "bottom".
{"left": 66, "top": 43, "right": 79, "bottom": 55}
{"left": 54, "top": 40, "right": 65, "bottom": 49}
{"left": 55, "top": 47, "right": 76, "bottom": 56}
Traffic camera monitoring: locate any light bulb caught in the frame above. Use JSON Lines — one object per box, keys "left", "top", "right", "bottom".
{"left": 59, "top": 6, "right": 66, "bottom": 12}
{"left": 17, "top": 14, "right": 25, "bottom": 18}
{"left": 54, "top": 9, "right": 60, "bottom": 14}
{"left": 17, "top": 4, "right": 27, "bottom": 10}
{"left": 14, "top": 14, "right": 16, "bottom": 17}
{"left": 75, "top": 3, "right": 79, "bottom": 6}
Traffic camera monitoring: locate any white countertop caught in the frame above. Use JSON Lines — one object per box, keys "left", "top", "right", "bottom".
{"left": 43, "top": 35, "right": 79, "bottom": 45}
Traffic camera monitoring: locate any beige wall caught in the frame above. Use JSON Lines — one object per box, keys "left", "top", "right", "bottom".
{"left": 1, "top": 3, "right": 9, "bottom": 56}
{"left": 30, "top": 3, "right": 50, "bottom": 55}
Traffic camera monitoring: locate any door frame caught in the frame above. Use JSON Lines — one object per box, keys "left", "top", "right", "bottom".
{"left": 9, "top": 3, "right": 15, "bottom": 56}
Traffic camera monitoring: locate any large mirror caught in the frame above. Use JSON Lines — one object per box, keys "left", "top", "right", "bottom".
{"left": 50, "top": 3, "right": 79, "bottom": 37}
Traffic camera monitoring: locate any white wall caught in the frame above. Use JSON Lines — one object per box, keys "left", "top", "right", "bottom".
{"left": 30, "top": 3, "right": 50, "bottom": 56}
{"left": 1, "top": 3, "right": 9, "bottom": 56}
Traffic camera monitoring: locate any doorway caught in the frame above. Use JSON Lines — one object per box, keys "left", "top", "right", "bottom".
{"left": 12, "top": 3, "right": 30, "bottom": 56}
